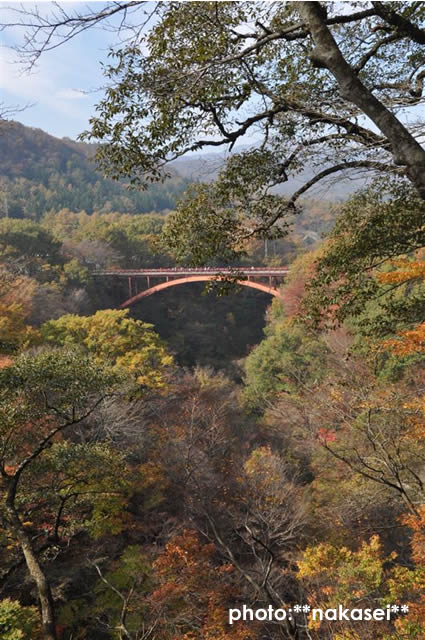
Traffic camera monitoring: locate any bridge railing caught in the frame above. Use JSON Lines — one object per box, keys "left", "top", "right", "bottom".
{"left": 94, "top": 267, "right": 289, "bottom": 277}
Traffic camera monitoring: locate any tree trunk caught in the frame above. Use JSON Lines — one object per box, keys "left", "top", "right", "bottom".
{"left": 297, "top": 1, "right": 425, "bottom": 199}
{"left": 6, "top": 505, "right": 57, "bottom": 640}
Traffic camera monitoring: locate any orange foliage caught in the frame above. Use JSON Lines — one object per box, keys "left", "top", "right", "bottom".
{"left": 377, "top": 258, "right": 425, "bottom": 285}
{"left": 390, "top": 508, "right": 425, "bottom": 635}
{"left": 383, "top": 323, "right": 425, "bottom": 355}
{"left": 152, "top": 530, "right": 258, "bottom": 640}
{"left": 0, "top": 355, "right": 13, "bottom": 368}
{"left": 3, "top": 464, "right": 18, "bottom": 476}
{"left": 378, "top": 257, "right": 425, "bottom": 355}
{"left": 402, "top": 507, "right": 425, "bottom": 566}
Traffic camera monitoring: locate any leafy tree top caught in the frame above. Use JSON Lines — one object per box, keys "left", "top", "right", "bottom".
{"left": 41, "top": 309, "right": 173, "bottom": 389}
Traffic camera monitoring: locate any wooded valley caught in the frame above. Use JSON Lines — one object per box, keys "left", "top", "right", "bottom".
{"left": 1, "top": 2, "right": 425, "bottom": 639}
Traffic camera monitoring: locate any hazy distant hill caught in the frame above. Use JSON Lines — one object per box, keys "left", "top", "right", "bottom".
{"left": 0, "top": 120, "right": 191, "bottom": 219}
{"left": 172, "top": 151, "right": 370, "bottom": 200}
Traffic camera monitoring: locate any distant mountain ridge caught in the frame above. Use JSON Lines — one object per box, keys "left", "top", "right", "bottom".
{"left": 0, "top": 120, "right": 191, "bottom": 219}
{"left": 0, "top": 121, "right": 367, "bottom": 223}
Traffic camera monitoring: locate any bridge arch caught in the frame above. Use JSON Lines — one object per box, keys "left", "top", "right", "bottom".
{"left": 119, "top": 275, "right": 282, "bottom": 308}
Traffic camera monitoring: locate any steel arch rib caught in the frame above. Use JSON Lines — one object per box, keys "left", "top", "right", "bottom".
{"left": 119, "top": 275, "right": 282, "bottom": 308}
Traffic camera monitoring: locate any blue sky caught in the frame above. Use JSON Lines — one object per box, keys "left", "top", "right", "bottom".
{"left": 0, "top": 1, "right": 257, "bottom": 153}
{"left": 0, "top": 1, "right": 142, "bottom": 139}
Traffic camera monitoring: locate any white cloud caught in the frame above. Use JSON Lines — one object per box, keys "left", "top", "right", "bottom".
{"left": 0, "top": 2, "right": 153, "bottom": 137}
{"left": 0, "top": 45, "right": 98, "bottom": 137}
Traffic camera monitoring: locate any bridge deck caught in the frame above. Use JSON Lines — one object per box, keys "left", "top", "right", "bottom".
{"left": 95, "top": 267, "right": 289, "bottom": 277}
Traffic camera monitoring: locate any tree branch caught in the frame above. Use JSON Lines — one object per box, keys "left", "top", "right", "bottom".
{"left": 297, "top": 1, "right": 425, "bottom": 198}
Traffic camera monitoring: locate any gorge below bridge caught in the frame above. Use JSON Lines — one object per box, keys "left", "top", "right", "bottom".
{"left": 94, "top": 267, "right": 289, "bottom": 308}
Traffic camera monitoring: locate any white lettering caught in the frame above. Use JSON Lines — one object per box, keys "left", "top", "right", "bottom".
{"left": 229, "top": 609, "right": 240, "bottom": 625}
{"left": 274, "top": 609, "right": 287, "bottom": 621}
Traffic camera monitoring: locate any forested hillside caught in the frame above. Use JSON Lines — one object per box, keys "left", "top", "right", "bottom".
{"left": 0, "top": 121, "right": 190, "bottom": 218}
{"left": 1, "top": 2, "right": 425, "bottom": 640}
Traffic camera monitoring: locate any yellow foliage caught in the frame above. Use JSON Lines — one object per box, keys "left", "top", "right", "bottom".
{"left": 0, "top": 272, "right": 39, "bottom": 354}
{"left": 41, "top": 309, "right": 173, "bottom": 389}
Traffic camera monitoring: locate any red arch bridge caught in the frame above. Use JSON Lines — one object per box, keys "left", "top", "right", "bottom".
{"left": 93, "top": 267, "right": 289, "bottom": 308}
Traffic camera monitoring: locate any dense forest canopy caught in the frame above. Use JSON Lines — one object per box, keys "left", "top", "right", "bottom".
{"left": 0, "top": 2, "right": 425, "bottom": 640}
{"left": 0, "top": 121, "right": 191, "bottom": 218}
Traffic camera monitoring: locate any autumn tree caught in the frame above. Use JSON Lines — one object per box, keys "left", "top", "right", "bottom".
{"left": 297, "top": 534, "right": 425, "bottom": 639}
{"left": 0, "top": 348, "right": 128, "bottom": 640}
{"left": 150, "top": 529, "right": 260, "bottom": 640}
{"left": 63, "top": 530, "right": 260, "bottom": 640}
{"left": 58, "top": 545, "right": 154, "bottom": 640}
{"left": 41, "top": 309, "right": 173, "bottom": 390}
{"left": 302, "top": 185, "right": 425, "bottom": 334}
{"left": 135, "top": 369, "right": 309, "bottom": 637}
{"left": 243, "top": 318, "right": 328, "bottom": 409}
{"left": 0, "top": 266, "right": 38, "bottom": 358}
{"left": 377, "top": 255, "right": 425, "bottom": 353}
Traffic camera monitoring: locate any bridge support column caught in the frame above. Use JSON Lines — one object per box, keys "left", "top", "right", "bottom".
{"left": 128, "top": 277, "right": 132, "bottom": 298}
